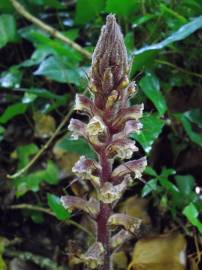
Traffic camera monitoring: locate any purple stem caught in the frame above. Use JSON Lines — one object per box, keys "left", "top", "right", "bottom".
{"left": 97, "top": 151, "right": 112, "bottom": 270}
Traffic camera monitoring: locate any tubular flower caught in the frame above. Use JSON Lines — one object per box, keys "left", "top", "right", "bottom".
{"left": 80, "top": 242, "right": 104, "bottom": 269}
{"left": 111, "top": 229, "right": 132, "bottom": 249}
{"left": 106, "top": 139, "right": 138, "bottom": 160}
{"left": 98, "top": 180, "right": 128, "bottom": 203}
{"left": 61, "top": 14, "right": 147, "bottom": 269}
{"left": 108, "top": 213, "right": 142, "bottom": 234}
{"left": 68, "top": 118, "right": 87, "bottom": 140}
{"left": 72, "top": 156, "right": 101, "bottom": 187}
{"left": 112, "top": 157, "right": 147, "bottom": 182}
{"left": 61, "top": 196, "right": 99, "bottom": 217}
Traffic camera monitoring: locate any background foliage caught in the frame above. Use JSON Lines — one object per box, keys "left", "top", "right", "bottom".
{"left": 0, "top": 0, "right": 202, "bottom": 269}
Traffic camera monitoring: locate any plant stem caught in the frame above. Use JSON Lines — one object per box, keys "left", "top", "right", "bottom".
{"left": 97, "top": 151, "right": 112, "bottom": 270}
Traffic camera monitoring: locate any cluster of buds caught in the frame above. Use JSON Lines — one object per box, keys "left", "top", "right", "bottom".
{"left": 61, "top": 14, "right": 147, "bottom": 270}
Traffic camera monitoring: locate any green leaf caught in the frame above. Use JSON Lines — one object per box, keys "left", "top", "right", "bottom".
{"left": 139, "top": 72, "right": 167, "bottom": 116}
{"left": 177, "top": 114, "right": 202, "bottom": 147}
{"left": 131, "top": 50, "right": 157, "bottom": 74}
{"left": 0, "top": 0, "right": 13, "bottom": 12}
{"left": 132, "top": 14, "right": 156, "bottom": 27}
{"left": 0, "top": 66, "right": 22, "bottom": 88}
{"left": 13, "top": 161, "right": 59, "bottom": 196}
{"left": 144, "top": 166, "right": 157, "bottom": 177}
{"left": 0, "top": 103, "right": 28, "bottom": 124}
{"left": 48, "top": 193, "right": 71, "bottom": 220}
{"left": 134, "top": 16, "right": 202, "bottom": 55}
{"left": 0, "top": 14, "right": 17, "bottom": 48}
{"left": 160, "top": 168, "right": 176, "bottom": 178}
{"left": 16, "top": 144, "right": 39, "bottom": 169}
{"left": 75, "top": 0, "right": 105, "bottom": 25}
{"left": 141, "top": 179, "right": 158, "bottom": 197}
{"left": 183, "top": 203, "right": 202, "bottom": 233}
{"left": 106, "top": 0, "right": 140, "bottom": 20}
{"left": 175, "top": 175, "right": 195, "bottom": 195}
{"left": 131, "top": 113, "right": 164, "bottom": 153}
{"left": 54, "top": 136, "right": 96, "bottom": 159}
{"left": 185, "top": 109, "right": 202, "bottom": 128}
{"left": 34, "top": 56, "right": 84, "bottom": 86}
{"left": 0, "top": 126, "right": 5, "bottom": 141}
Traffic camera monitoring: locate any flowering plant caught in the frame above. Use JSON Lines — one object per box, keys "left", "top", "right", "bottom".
{"left": 61, "top": 15, "right": 147, "bottom": 270}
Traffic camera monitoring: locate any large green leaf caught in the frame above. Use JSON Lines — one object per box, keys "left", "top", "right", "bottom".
{"left": 131, "top": 113, "right": 164, "bottom": 153}
{"left": 54, "top": 136, "right": 96, "bottom": 159}
{"left": 106, "top": 0, "right": 140, "bottom": 20}
{"left": 34, "top": 56, "right": 84, "bottom": 86}
{"left": 75, "top": 0, "right": 105, "bottom": 25}
{"left": 48, "top": 193, "right": 71, "bottom": 221}
{"left": 139, "top": 72, "right": 167, "bottom": 116}
{"left": 0, "top": 103, "right": 28, "bottom": 124}
{"left": 134, "top": 15, "right": 202, "bottom": 56}
{"left": 0, "top": 14, "right": 17, "bottom": 48}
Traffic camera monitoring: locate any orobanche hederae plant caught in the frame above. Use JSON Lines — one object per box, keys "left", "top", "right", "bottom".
{"left": 61, "top": 14, "right": 147, "bottom": 270}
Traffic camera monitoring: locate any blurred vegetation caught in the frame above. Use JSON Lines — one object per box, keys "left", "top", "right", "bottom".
{"left": 0, "top": 0, "right": 202, "bottom": 269}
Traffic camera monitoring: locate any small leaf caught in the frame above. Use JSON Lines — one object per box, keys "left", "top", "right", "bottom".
{"left": 131, "top": 113, "right": 164, "bottom": 153}
{"left": 16, "top": 143, "right": 39, "bottom": 169}
{"left": 48, "top": 193, "right": 71, "bottom": 220}
{"left": 0, "top": 14, "right": 17, "bottom": 48}
{"left": 132, "top": 14, "right": 156, "bottom": 27}
{"left": 141, "top": 179, "right": 158, "bottom": 197}
{"left": 183, "top": 203, "right": 202, "bottom": 233}
{"left": 139, "top": 72, "right": 167, "bottom": 116}
{"left": 0, "top": 103, "right": 28, "bottom": 124}
{"left": 144, "top": 166, "right": 157, "bottom": 177}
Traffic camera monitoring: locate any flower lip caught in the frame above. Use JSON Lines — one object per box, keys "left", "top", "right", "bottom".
{"left": 111, "top": 156, "right": 147, "bottom": 182}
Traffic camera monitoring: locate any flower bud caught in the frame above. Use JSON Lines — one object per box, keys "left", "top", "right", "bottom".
{"left": 91, "top": 14, "right": 129, "bottom": 97}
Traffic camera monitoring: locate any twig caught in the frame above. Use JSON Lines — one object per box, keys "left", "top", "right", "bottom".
{"left": 10, "top": 0, "right": 92, "bottom": 60}
{"left": 155, "top": 59, "right": 202, "bottom": 79}
{"left": 7, "top": 203, "right": 95, "bottom": 239}
{"left": 7, "top": 108, "right": 73, "bottom": 179}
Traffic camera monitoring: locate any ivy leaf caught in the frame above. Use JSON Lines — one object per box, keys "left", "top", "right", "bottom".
{"left": 0, "top": 14, "right": 17, "bottom": 48}
{"left": 131, "top": 113, "right": 164, "bottom": 153}
{"left": 183, "top": 203, "right": 202, "bottom": 233}
{"left": 48, "top": 193, "right": 71, "bottom": 221}
{"left": 139, "top": 72, "right": 167, "bottom": 116}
